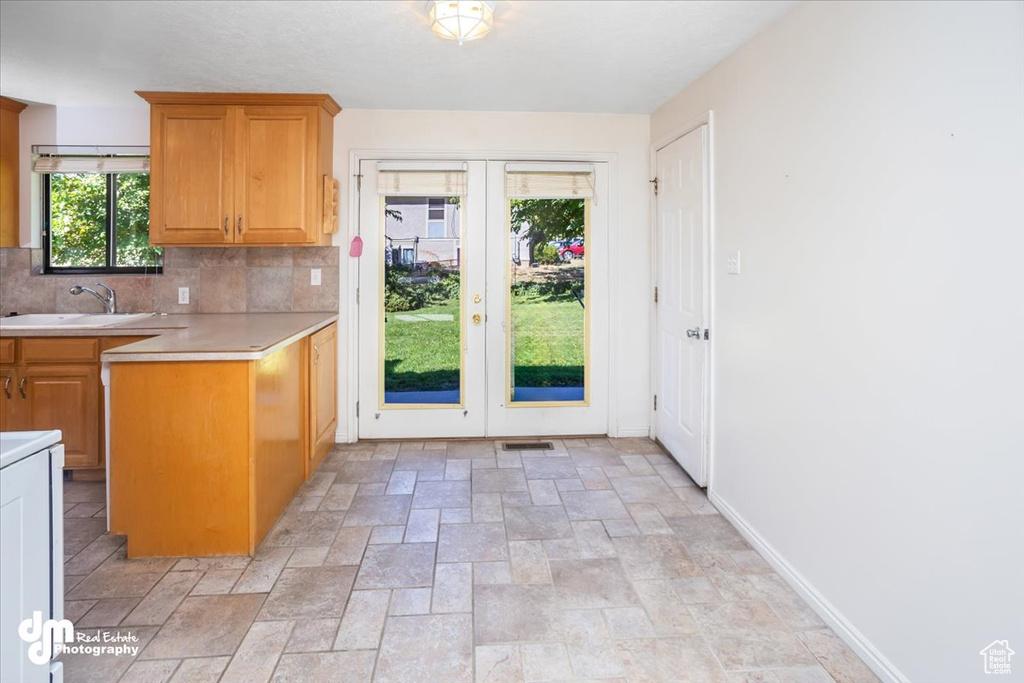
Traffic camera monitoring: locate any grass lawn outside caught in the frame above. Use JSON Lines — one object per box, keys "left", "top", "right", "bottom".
{"left": 383, "top": 291, "right": 585, "bottom": 393}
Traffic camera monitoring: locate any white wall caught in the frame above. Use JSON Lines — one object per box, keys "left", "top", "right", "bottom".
{"left": 651, "top": 2, "right": 1024, "bottom": 681}
{"left": 333, "top": 109, "right": 651, "bottom": 442}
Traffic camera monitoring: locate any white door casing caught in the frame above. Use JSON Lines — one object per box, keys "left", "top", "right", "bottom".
{"left": 654, "top": 126, "right": 709, "bottom": 485}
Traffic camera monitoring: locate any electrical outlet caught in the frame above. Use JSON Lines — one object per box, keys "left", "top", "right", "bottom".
{"left": 726, "top": 250, "right": 741, "bottom": 275}
{"left": 310, "top": 268, "right": 322, "bottom": 286}
{"left": 178, "top": 287, "right": 190, "bottom": 304}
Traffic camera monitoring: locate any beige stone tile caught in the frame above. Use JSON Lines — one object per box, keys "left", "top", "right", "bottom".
{"left": 369, "top": 525, "right": 405, "bottom": 544}
{"left": 57, "top": 625, "right": 156, "bottom": 681}
{"left": 509, "top": 540, "right": 552, "bottom": 584}
{"left": 727, "top": 672, "right": 782, "bottom": 683}
{"left": 521, "top": 642, "right": 574, "bottom": 682}
{"left": 655, "top": 462, "right": 695, "bottom": 488}
{"left": 288, "top": 496, "right": 325, "bottom": 512}
{"left": 342, "top": 494, "right": 411, "bottom": 526}
{"left": 286, "top": 546, "right": 329, "bottom": 568}
{"left": 563, "top": 609, "right": 625, "bottom": 678}
{"left": 385, "top": 469, "right": 417, "bottom": 495}
{"left": 671, "top": 576, "right": 725, "bottom": 604}
{"left": 284, "top": 618, "right": 340, "bottom": 653}
{"left": 528, "top": 479, "right": 562, "bottom": 506}
{"left": 571, "top": 521, "right": 617, "bottom": 559}
{"left": 168, "top": 656, "right": 231, "bottom": 683}
{"left": 476, "top": 644, "right": 524, "bottom": 683}
{"left": 66, "top": 502, "right": 106, "bottom": 518}
{"left": 246, "top": 267, "right": 293, "bottom": 311}
{"left": 232, "top": 547, "right": 293, "bottom": 593}
{"left": 631, "top": 579, "right": 701, "bottom": 636}
{"left": 172, "top": 556, "right": 250, "bottom": 572}
{"left": 140, "top": 594, "right": 265, "bottom": 659}
{"left": 333, "top": 589, "right": 390, "bottom": 650}
{"left": 747, "top": 574, "right": 826, "bottom": 630}
{"left": 612, "top": 535, "right": 701, "bottom": 580}
{"left": 473, "top": 561, "right": 512, "bottom": 585}
{"left": 432, "top": 563, "right": 473, "bottom": 613}
{"left": 301, "top": 470, "right": 337, "bottom": 496}
{"left": 473, "top": 468, "right": 529, "bottom": 493}
{"left": 248, "top": 247, "right": 294, "bottom": 266}
{"left": 603, "top": 518, "right": 642, "bottom": 537}
{"left": 675, "top": 486, "right": 720, "bottom": 515}
{"left": 577, "top": 466, "right": 613, "bottom": 490}
{"left": 292, "top": 246, "right": 340, "bottom": 267}
{"left": 152, "top": 267, "right": 201, "bottom": 313}
{"left": 376, "top": 614, "right": 474, "bottom": 682}
{"left": 669, "top": 514, "right": 751, "bottom": 552}
{"left": 442, "top": 507, "right": 473, "bottom": 524}
{"left": 419, "top": 468, "right": 446, "bottom": 481}
{"left": 555, "top": 477, "right": 586, "bottom": 492}
{"left": 324, "top": 527, "right": 371, "bottom": 565}
{"left": 472, "top": 493, "right": 504, "bottom": 523}
{"left": 199, "top": 267, "right": 246, "bottom": 313}
{"left": 611, "top": 475, "right": 688, "bottom": 516}
{"left": 496, "top": 452, "right": 523, "bottom": 469}
{"left": 619, "top": 455, "right": 657, "bottom": 476}
{"left": 474, "top": 584, "right": 563, "bottom": 644}
{"left": 627, "top": 502, "right": 675, "bottom": 535}
{"left": 444, "top": 459, "right": 474, "bottom": 481}
{"left": 117, "top": 656, "right": 181, "bottom": 683}
{"left": 395, "top": 451, "right": 447, "bottom": 471}
{"left": 446, "top": 440, "right": 496, "bottom": 459}
{"left": 438, "top": 523, "right": 509, "bottom": 563}
{"left": 64, "top": 517, "right": 110, "bottom": 555}
{"left": 561, "top": 490, "right": 631, "bottom": 521}
{"left": 354, "top": 543, "right": 436, "bottom": 588}
{"left": 272, "top": 651, "right": 376, "bottom": 682}
{"left": 319, "top": 483, "right": 359, "bottom": 511}
{"left": 550, "top": 558, "right": 640, "bottom": 609}
{"left": 603, "top": 465, "right": 633, "bottom": 479}
{"left": 692, "top": 602, "right": 818, "bottom": 670}
{"left": 413, "top": 480, "right": 472, "bottom": 508}
{"left": 796, "top": 630, "right": 880, "bottom": 683}
{"left": 615, "top": 636, "right": 728, "bottom": 682}
{"left": 122, "top": 571, "right": 203, "bottom": 625}
{"left": 604, "top": 606, "right": 657, "bottom": 639}
{"left": 772, "top": 666, "right": 836, "bottom": 683}
{"left": 523, "top": 458, "right": 579, "bottom": 480}
{"left": 542, "top": 538, "right": 581, "bottom": 560}
{"left": 568, "top": 447, "right": 625, "bottom": 468}
{"left": 337, "top": 460, "right": 394, "bottom": 484}
{"left": 66, "top": 565, "right": 168, "bottom": 600}
{"left": 259, "top": 566, "right": 357, "bottom": 619}
{"left": 220, "top": 620, "right": 294, "bottom": 683}
{"left": 389, "top": 587, "right": 432, "bottom": 615}
{"left": 64, "top": 599, "right": 97, "bottom": 622}
{"left": 505, "top": 506, "right": 573, "bottom": 541}
{"left": 609, "top": 437, "right": 665, "bottom": 455}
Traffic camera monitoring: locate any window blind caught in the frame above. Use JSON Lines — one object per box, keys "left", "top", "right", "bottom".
{"left": 505, "top": 163, "right": 595, "bottom": 200}
{"left": 33, "top": 156, "right": 150, "bottom": 173}
{"left": 377, "top": 166, "right": 468, "bottom": 196}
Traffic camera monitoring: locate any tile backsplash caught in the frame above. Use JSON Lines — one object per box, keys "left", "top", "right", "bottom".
{"left": 0, "top": 246, "right": 339, "bottom": 316}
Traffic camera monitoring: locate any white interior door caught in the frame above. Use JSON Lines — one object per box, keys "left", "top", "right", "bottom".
{"left": 357, "top": 160, "right": 487, "bottom": 438}
{"left": 654, "top": 127, "right": 709, "bottom": 485}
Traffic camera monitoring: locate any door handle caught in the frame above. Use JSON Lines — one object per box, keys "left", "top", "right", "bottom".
{"left": 237, "top": 214, "right": 243, "bottom": 235}
{"left": 223, "top": 216, "right": 229, "bottom": 236}
{"left": 18, "top": 376, "right": 27, "bottom": 398}
{"left": 473, "top": 294, "right": 482, "bottom": 304}
{"left": 686, "top": 327, "right": 702, "bottom": 339}
{"left": 472, "top": 314, "right": 482, "bottom": 325}
{"left": 313, "top": 343, "right": 320, "bottom": 366}
{"left": 2, "top": 374, "right": 11, "bottom": 399}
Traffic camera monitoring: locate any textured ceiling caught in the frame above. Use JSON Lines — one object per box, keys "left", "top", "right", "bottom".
{"left": 0, "top": 0, "right": 794, "bottom": 113}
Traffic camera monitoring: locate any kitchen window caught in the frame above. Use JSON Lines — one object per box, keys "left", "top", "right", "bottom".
{"left": 35, "top": 147, "right": 162, "bottom": 274}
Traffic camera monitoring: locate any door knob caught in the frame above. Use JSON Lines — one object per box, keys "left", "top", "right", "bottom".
{"left": 686, "top": 327, "right": 702, "bottom": 339}
{"left": 473, "top": 294, "right": 482, "bottom": 304}
{"left": 472, "top": 314, "right": 482, "bottom": 324}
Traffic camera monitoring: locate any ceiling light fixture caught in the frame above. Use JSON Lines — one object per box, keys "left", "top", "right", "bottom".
{"left": 428, "top": 0, "right": 495, "bottom": 45}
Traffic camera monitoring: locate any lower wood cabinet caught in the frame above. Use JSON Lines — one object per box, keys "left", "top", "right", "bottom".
{"left": 308, "top": 322, "right": 337, "bottom": 476}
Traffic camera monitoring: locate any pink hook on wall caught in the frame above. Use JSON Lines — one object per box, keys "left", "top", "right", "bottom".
{"left": 349, "top": 236, "right": 363, "bottom": 257}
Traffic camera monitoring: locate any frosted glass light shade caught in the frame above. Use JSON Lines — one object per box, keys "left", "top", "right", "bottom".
{"left": 428, "top": 1, "right": 495, "bottom": 44}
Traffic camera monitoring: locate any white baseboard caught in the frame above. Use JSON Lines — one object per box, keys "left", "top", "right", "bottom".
{"left": 334, "top": 430, "right": 352, "bottom": 444}
{"left": 613, "top": 426, "right": 652, "bottom": 438}
{"left": 708, "top": 491, "right": 908, "bottom": 683}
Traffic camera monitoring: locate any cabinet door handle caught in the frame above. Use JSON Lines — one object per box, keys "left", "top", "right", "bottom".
{"left": 223, "top": 216, "right": 229, "bottom": 236}
{"left": 18, "top": 376, "right": 27, "bottom": 398}
{"left": 313, "top": 343, "right": 320, "bottom": 366}
{"left": 237, "top": 214, "right": 243, "bottom": 235}
{"left": 2, "top": 374, "right": 11, "bottom": 399}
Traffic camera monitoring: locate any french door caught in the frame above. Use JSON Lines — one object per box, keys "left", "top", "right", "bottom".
{"left": 357, "top": 159, "right": 608, "bottom": 439}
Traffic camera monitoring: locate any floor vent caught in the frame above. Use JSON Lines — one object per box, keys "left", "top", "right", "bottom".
{"left": 502, "top": 442, "right": 554, "bottom": 451}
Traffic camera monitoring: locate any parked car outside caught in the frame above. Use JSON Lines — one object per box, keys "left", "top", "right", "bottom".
{"left": 559, "top": 238, "right": 585, "bottom": 261}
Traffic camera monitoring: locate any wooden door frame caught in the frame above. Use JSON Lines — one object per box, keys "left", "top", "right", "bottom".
{"left": 345, "top": 149, "right": 621, "bottom": 443}
{"left": 650, "top": 110, "right": 716, "bottom": 490}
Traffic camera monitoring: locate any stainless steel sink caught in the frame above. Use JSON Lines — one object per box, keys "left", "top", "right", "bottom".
{"left": 0, "top": 313, "right": 155, "bottom": 330}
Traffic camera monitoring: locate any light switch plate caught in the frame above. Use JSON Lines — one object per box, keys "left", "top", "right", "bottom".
{"left": 177, "top": 287, "right": 190, "bottom": 304}
{"left": 310, "top": 268, "right": 322, "bottom": 286}
{"left": 726, "top": 250, "right": 741, "bottom": 275}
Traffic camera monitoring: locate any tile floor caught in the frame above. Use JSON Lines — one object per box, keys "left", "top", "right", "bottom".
{"left": 59, "top": 438, "right": 880, "bottom": 682}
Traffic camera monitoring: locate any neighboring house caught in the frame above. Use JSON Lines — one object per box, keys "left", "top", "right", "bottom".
{"left": 384, "top": 196, "right": 461, "bottom": 267}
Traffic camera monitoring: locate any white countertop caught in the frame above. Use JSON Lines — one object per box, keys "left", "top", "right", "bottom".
{"left": 0, "top": 430, "right": 62, "bottom": 469}
{"left": 97, "top": 312, "right": 338, "bottom": 362}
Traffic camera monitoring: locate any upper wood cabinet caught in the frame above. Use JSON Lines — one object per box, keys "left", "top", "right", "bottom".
{"left": 139, "top": 92, "right": 340, "bottom": 247}
{"left": 0, "top": 96, "right": 27, "bottom": 248}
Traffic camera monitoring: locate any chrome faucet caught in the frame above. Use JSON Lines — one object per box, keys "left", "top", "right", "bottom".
{"left": 69, "top": 283, "right": 117, "bottom": 314}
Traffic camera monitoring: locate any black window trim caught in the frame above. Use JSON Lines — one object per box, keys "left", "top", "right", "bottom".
{"left": 42, "top": 172, "right": 163, "bottom": 275}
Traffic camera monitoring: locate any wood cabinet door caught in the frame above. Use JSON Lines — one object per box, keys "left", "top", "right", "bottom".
{"left": 20, "top": 364, "right": 100, "bottom": 468}
{"left": 150, "top": 105, "right": 234, "bottom": 245}
{"left": 309, "top": 323, "right": 337, "bottom": 470}
{"left": 0, "top": 365, "right": 27, "bottom": 432}
{"left": 234, "top": 106, "right": 318, "bottom": 245}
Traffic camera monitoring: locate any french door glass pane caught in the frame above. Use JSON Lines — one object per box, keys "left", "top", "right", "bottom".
{"left": 508, "top": 198, "right": 587, "bottom": 403}
{"left": 382, "top": 195, "right": 463, "bottom": 405}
